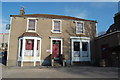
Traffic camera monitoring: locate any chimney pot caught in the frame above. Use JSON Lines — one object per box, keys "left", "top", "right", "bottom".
{"left": 20, "top": 7, "right": 25, "bottom": 15}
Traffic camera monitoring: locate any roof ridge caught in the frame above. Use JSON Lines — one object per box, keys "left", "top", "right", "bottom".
{"left": 10, "top": 14, "right": 97, "bottom": 22}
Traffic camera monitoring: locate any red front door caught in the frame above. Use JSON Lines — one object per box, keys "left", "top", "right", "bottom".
{"left": 52, "top": 40, "right": 61, "bottom": 59}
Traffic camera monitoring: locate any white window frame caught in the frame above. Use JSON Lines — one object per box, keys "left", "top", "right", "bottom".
{"left": 17, "top": 37, "right": 42, "bottom": 67}
{"left": 51, "top": 19, "right": 62, "bottom": 33}
{"left": 26, "top": 18, "right": 37, "bottom": 32}
{"left": 81, "top": 40, "right": 90, "bottom": 60}
{"left": 70, "top": 37, "right": 90, "bottom": 65}
{"left": 76, "top": 21, "right": 84, "bottom": 34}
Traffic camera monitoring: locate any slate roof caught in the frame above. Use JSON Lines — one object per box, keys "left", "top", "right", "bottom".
{"left": 19, "top": 32, "right": 40, "bottom": 37}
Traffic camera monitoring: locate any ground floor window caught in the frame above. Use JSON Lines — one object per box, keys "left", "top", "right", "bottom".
{"left": 18, "top": 38, "right": 41, "bottom": 57}
{"left": 18, "top": 36, "right": 41, "bottom": 67}
{"left": 37, "top": 40, "right": 40, "bottom": 56}
{"left": 74, "top": 42, "right": 80, "bottom": 51}
{"left": 71, "top": 37, "right": 90, "bottom": 62}
{"left": 82, "top": 42, "right": 88, "bottom": 57}
{"left": 74, "top": 42, "right": 80, "bottom": 57}
{"left": 25, "top": 39, "right": 34, "bottom": 56}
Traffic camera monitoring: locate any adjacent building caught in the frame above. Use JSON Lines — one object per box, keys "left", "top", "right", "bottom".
{"left": 96, "top": 12, "right": 120, "bottom": 67}
{"left": 7, "top": 8, "right": 97, "bottom": 67}
{"left": 0, "top": 33, "right": 9, "bottom": 51}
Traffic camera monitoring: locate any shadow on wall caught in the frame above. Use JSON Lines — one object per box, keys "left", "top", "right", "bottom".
{"left": 42, "top": 54, "right": 52, "bottom": 66}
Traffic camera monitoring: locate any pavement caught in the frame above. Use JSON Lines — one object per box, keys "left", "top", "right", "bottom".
{"left": 1, "top": 63, "right": 119, "bottom": 78}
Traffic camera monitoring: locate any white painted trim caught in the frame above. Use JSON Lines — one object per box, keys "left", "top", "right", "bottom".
{"left": 21, "top": 37, "right": 25, "bottom": 67}
{"left": 26, "top": 18, "right": 38, "bottom": 32}
{"left": 80, "top": 40, "right": 82, "bottom": 60}
{"left": 7, "top": 17, "right": 12, "bottom": 66}
{"left": 18, "top": 39, "right": 21, "bottom": 58}
{"left": 88, "top": 40, "right": 91, "bottom": 61}
{"left": 50, "top": 38, "right": 63, "bottom": 55}
{"left": 17, "top": 36, "right": 41, "bottom": 67}
{"left": 70, "top": 36, "right": 90, "bottom": 40}
{"left": 23, "top": 37, "right": 41, "bottom": 39}
{"left": 17, "top": 56, "right": 41, "bottom": 61}
{"left": 33, "top": 39, "right": 37, "bottom": 66}
{"left": 51, "top": 31, "right": 62, "bottom": 34}
{"left": 96, "top": 23, "right": 98, "bottom": 37}
{"left": 71, "top": 39, "right": 82, "bottom": 62}
{"left": 51, "top": 19, "right": 62, "bottom": 33}
{"left": 81, "top": 39, "right": 91, "bottom": 61}
{"left": 71, "top": 39, "right": 73, "bottom": 65}
{"left": 75, "top": 21, "right": 85, "bottom": 34}
{"left": 71, "top": 37, "right": 91, "bottom": 63}
{"left": 39, "top": 38, "right": 42, "bottom": 66}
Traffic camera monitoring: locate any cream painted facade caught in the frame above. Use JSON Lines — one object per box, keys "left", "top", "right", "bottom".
{"left": 7, "top": 14, "right": 97, "bottom": 67}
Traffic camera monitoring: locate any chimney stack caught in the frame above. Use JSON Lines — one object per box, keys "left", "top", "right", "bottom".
{"left": 20, "top": 7, "right": 25, "bottom": 15}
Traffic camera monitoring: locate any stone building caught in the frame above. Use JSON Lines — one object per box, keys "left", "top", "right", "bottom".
{"left": 96, "top": 12, "right": 120, "bottom": 67}
{"left": 7, "top": 8, "right": 97, "bottom": 67}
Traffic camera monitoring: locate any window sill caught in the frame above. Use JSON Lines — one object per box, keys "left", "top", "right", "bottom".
{"left": 76, "top": 33, "right": 84, "bottom": 34}
{"left": 51, "top": 30, "right": 62, "bottom": 34}
{"left": 26, "top": 30, "right": 36, "bottom": 32}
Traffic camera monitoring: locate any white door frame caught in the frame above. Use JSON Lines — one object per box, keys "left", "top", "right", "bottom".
{"left": 50, "top": 38, "right": 63, "bottom": 55}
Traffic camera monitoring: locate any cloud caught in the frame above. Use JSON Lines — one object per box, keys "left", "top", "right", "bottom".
{"left": 64, "top": 7, "right": 87, "bottom": 19}
{"left": 75, "top": 11, "right": 87, "bottom": 18}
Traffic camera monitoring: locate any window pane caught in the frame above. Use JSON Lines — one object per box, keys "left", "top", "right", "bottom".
{"left": 25, "top": 39, "right": 34, "bottom": 56}
{"left": 37, "top": 40, "right": 40, "bottom": 50}
{"left": 82, "top": 42, "right": 88, "bottom": 51}
{"left": 74, "top": 42, "right": 80, "bottom": 51}
{"left": 26, "top": 39, "right": 34, "bottom": 50}
{"left": 54, "top": 21, "right": 60, "bottom": 32}
{"left": 28, "top": 19, "right": 35, "bottom": 30}
{"left": 20, "top": 39, "right": 23, "bottom": 57}
{"left": 76, "top": 22, "right": 83, "bottom": 33}
{"left": 36, "top": 40, "right": 40, "bottom": 56}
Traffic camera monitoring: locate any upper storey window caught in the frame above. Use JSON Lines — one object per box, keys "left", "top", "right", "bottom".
{"left": 76, "top": 21, "right": 84, "bottom": 34}
{"left": 27, "top": 18, "right": 37, "bottom": 32}
{"left": 52, "top": 19, "right": 61, "bottom": 33}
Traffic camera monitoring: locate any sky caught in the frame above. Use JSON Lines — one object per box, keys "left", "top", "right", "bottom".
{"left": 1, "top": 2, "right": 119, "bottom": 34}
